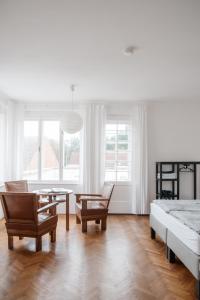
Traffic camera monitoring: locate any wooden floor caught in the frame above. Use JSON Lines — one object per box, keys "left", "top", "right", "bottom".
{"left": 0, "top": 215, "right": 196, "bottom": 300}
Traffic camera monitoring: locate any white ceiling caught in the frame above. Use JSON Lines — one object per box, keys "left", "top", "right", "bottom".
{"left": 0, "top": 0, "right": 200, "bottom": 103}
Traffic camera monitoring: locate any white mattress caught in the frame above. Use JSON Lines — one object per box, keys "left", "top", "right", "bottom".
{"left": 151, "top": 202, "right": 200, "bottom": 255}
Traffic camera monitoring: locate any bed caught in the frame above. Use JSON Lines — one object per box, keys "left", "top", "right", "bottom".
{"left": 150, "top": 200, "right": 200, "bottom": 299}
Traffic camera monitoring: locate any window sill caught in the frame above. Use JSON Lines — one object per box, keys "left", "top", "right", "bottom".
{"left": 105, "top": 181, "right": 132, "bottom": 186}
{"left": 29, "top": 181, "right": 80, "bottom": 185}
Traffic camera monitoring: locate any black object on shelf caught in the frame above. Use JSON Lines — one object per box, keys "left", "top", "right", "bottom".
{"left": 159, "top": 190, "right": 175, "bottom": 199}
{"left": 179, "top": 163, "right": 194, "bottom": 172}
{"left": 156, "top": 161, "right": 200, "bottom": 200}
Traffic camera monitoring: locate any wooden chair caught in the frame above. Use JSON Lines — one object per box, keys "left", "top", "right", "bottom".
{"left": 75, "top": 184, "right": 114, "bottom": 233}
{"left": 5, "top": 180, "right": 49, "bottom": 207}
{"left": 5, "top": 180, "right": 28, "bottom": 192}
{"left": 0, "top": 192, "right": 58, "bottom": 252}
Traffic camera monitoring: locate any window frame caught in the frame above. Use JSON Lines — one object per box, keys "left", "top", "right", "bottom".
{"left": 104, "top": 117, "right": 132, "bottom": 185}
{"left": 23, "top": 117, "right": 82, "bottom": 184}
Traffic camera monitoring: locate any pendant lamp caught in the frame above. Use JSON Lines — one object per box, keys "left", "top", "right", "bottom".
{"left": 61, "top": 85, "right": 83, "bottom": 134}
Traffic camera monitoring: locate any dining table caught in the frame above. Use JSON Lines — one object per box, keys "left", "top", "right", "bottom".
{"left": 33, "top": 188, "right": 73, "bottom": 231}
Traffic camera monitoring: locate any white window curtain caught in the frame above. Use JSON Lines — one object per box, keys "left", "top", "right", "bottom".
{"left": 0, "top": 100, "right": 24, "bottom": 181}
{"left": 132, "top": 104, "right": 149, "bottom": 214}
{"left": 12, "top": 103, "right": 24, "bottom": 179}
{"left": 81, "top": 104, "right": 106, "bottom": 193}
{"left": 0, "top": 101, "right": 6, "bottom": 183}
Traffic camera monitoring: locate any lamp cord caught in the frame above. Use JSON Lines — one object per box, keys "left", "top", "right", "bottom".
{"left": 71, "top": 84, "right": 75, "bottom": 111}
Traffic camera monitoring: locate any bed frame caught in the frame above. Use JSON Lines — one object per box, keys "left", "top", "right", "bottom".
{"left": 150, "top": 214, "right": 167, "bottom": 243}
{"left": 150, "top": 213, "right": 200, "bottom": 299}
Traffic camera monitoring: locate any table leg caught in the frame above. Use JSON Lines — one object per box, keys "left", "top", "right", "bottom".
{"left": 49, "top": 195, "right": 54, "bottom": 215}
{"left": 66, "top": 194, "right": 69, "bottom": 231}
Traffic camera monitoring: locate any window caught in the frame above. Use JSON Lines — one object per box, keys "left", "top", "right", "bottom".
{"left": 23, "top": 120, "right": 81, "bottom": 182}
{"left": 41, "top": 121, "right": 60, "bottom": 180}
{"left": 63, "top": 132, "right": 80, "bottom": 181}
{"left": 105, "top": 121, "right": 132, "bottom": 182}
{"left": 23, "top": 121, "right": 39, "bottom": 180}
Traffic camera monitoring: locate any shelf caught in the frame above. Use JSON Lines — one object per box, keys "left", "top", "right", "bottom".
{"left": 156, "top": 161, "right": 200, "bottom": 164}
{"left": 156, "top": 194, "right": 178, "bottom": 198}
{"left": 156, "top": 179, "right": 178, "bottom": 181}
{"left": 156, "top": 161, "right": 199, "bottom": 200}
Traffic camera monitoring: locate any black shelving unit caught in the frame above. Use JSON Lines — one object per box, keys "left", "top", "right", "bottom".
{"left": 156, "top": 161, "right": 200, "bottom": 200}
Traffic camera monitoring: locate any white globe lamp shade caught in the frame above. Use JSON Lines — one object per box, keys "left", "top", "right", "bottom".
{"left": 61, "top": 111, "right": 83, "bottom": 134}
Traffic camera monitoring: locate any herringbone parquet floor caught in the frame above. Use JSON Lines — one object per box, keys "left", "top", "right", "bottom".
{"left": 0, "top": 215, "right": 196, "bottom": 300}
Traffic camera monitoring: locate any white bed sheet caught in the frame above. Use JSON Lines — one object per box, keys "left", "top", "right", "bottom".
{"left": 151, "top": 202, "right": 200, "bottom": 255}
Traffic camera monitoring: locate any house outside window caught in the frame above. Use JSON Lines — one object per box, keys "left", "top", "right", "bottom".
{"left": 105, "top": 119, "right": 132, "bottom": 182}
{"left": 23, "top": 120, "right": 81, "bottom": 182}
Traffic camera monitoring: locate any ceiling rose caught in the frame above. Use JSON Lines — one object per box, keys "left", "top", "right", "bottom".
{"left": 123, "top": 46, "right": 135, "bottom": 56}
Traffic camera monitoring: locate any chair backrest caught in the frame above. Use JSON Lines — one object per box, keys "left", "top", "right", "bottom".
{"left": 101, "top": 184, "right": 114, "bottom": 208}
{"left": 5, "top": 180, "right": 28, "bottom": 192}
{"left": 0, "top": 192, "right": 38, "bottom": 224}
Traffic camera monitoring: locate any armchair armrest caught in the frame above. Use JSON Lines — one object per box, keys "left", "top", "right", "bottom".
{"left": 75, "top": 193, "right": 102, "bottom": 197}
{"left": 37, "top": 202, "right": 58, "bottom": 214}
{"left": 75, "top": 193, "right": 102, "bottom": 203}
{"left": 80, "top": 196, "right": 108, "bottom": 201}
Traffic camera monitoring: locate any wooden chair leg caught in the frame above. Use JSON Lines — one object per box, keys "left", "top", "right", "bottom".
{"left": 76, "top": 215, "right": 81, "bottom": 224}
{"left": 101, "top": 218, "right": 107, "bottom": 231}
{"left": 82, "top": 220, "right": 87, "bottom": 233}
{"left": 165, "top": 245, "right": 169, "bottom": 259}
{"left": 151, "top": 228, "right": 156, "bottom": 239}
{"left": 168, "top": 248, "right": 176, "bottom": 263}
{"left": 36, "top": 236, "right": 42, "bottom": 252}
{"left": 196, "top": 280, "right": 200, "bottom": 300}
{"left": 95, "top": 219, "right": 100, "bottom": 224}
{"left": 8, "top": 236, "right": 13, "bottom": 250}
{"left": 50, "top": 230, "right": 56, "bottom": 243}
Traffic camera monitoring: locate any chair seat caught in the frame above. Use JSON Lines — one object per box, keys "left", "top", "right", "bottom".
{"left": 39, "top": 198, "right": 49, "bottom": 204}
{"left": 6, "top": 213, "right": 58, "bottom": 236}
{"left": 76, "top": 201, "right": 108, "bottom": 219}
{"left": 79, "top": 195, "right": 106, "bottom": 201}
{"left": 76, "top": 201, "right": 107, "bottom": 210}
{"left": 53, "top": 198, "right": 66, "bottom": 203}
{"left": 38, "top": 213, "right": 50, "bottom": 223}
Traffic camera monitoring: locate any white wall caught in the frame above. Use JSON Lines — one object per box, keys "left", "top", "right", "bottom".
{"left": 0, "top": 92, "right": 11, "bottom": 219}
{"left": 0, "top": 185, "right": 4, "bottom": 218}
{"left": 148, "top": 101, "right": 200, "bottom": 202}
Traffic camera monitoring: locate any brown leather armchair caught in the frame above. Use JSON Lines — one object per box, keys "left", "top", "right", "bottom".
{"left": 0, "top": 192, "right": 58, "bottom": 252}
{"left": 75, "top": 184, "right": 114, "bottom": 233}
